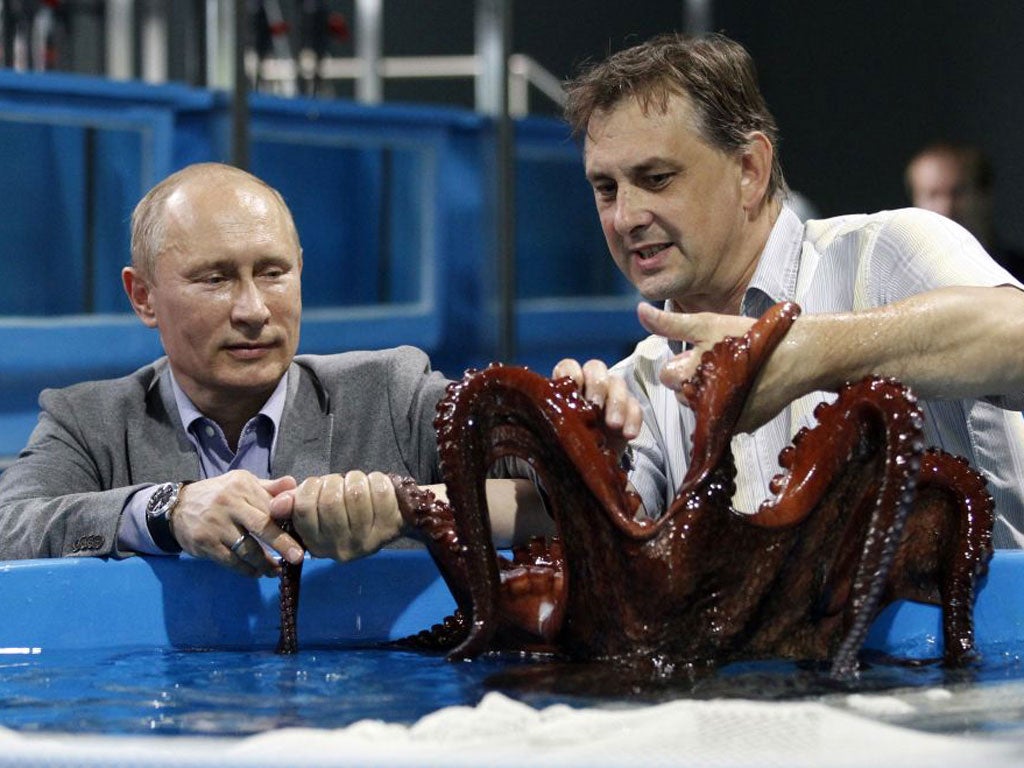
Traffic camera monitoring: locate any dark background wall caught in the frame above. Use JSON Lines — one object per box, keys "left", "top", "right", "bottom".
{"left": 713, "top": 2, "right": 1024, "bottom": 252}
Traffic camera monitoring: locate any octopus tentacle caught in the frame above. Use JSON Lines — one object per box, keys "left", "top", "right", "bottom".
{"left": 679, "top": 301, "right": 801, "bottom": 494}
{"left": 391, "top": 475, "right": 567, "bottom": 650}
{"left": 432, "top": 365, "right": 639, "bottom": 660}
{"left": 496, "top": 538, "right": 566, "bottom": 645}
{"left": 391, "top": 475, "right": 475, "bottom": 611}
{"left": 751, "top": 378, "right": 924, "bottom": 678}
{"left": 888, "top": 449, "right": 994, "bottom": 665}
{"left": 753, "top": 378, "right": 923, "bottom": 529}
{"left": 431, "top": 374, "right": 503, "bottom": 660}
{"left": 276, "top": 520, "right": 304, "bottom": 655}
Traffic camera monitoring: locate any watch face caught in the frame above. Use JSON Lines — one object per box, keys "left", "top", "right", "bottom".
{"left": 147, "top": 483, "right": 175, "bottom": 517}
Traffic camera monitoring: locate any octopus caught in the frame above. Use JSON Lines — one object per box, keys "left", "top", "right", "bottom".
{"left": 277, "top": 302, "right": 994, "bottom": 681}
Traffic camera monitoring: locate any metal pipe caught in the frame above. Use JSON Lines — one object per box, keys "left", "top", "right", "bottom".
{"left": 355, "top": 0, "right": 382, "bottom": 104}
{"left": 206, "top": 0, "right": 233, "bottom": 89}
{"left": 105, "top": 0, "right": 134, "bottom": 80}
{"left": 684, "top": 0, "right": 713, "bottom": 33}
{"left": 508, "top": 53, "right": 564, "bottom": 116}
{"left": 140, "top": 0, "right": 168, "bottom": 83}
{"left": 476, "top": 0, "right": 515, "bottom": 362}
{"left": 315, "top": 54, "right": 478, "bottom": 81}
{"left": 231, "top": 0, "right": 249, "bottom": 169}
{"left": 83, "top": 127, "right": 96, "bottom": 313}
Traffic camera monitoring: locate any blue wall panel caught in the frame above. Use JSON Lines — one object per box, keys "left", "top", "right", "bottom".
{"left": 0, "top": 122, "right": 84, "bottom": 315}
{"left": 0, "top": 74, "right": 639, "bottom": 465}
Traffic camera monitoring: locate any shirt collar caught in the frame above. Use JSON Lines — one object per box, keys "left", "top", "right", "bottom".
{"left": 167, "top": 367, "right": 289, "bottom": 440}
{"left": 741, "top": 205, "right": 805, "bottom": 317}
{"left": 665, "top": 205, "right": 805, "bottom": 353}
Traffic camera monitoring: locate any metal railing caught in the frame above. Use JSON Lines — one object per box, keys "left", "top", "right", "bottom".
{"left": 3, "top": 1, "right": 565, "bottom": 116}
{"left": 251, "top": 51, "right": 564, "bottom": 116}
{"left": 239, "top": 0, "right": 563, "bottom": 116}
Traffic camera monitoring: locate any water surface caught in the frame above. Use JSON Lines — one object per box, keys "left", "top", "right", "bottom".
{"left": 1, "top": 644, "right": 1022, "bottom": 739}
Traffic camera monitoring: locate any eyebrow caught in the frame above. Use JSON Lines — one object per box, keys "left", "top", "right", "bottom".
{"left": 184, "top": 253, "right": 294, "bottom": 275}
{"left": 586, "top": 157, "right": 677, "bottom": 182}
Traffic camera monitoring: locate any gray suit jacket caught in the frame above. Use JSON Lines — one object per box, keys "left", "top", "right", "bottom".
{"left": 0, "top": 346, "right": 449, "bottom": 559}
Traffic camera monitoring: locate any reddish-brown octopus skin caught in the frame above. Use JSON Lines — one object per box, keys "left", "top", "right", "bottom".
{"left": 276, "top": 520, "right": 303, "bottom": 654}
{"left": 387, "top": 301, "right": 993, "bottom": 680}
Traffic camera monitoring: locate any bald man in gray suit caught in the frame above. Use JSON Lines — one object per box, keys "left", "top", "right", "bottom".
{"left": 0, "top": 163, "right": 642, "bottom": 576}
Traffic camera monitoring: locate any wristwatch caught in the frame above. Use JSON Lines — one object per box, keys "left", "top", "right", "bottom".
{"left": 145, "top": 482, "right": 185, "bottom": 553}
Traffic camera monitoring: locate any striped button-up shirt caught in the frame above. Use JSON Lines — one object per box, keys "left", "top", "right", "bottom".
{"left": 614, "top": 205, "right": 1024, "bottom": 548}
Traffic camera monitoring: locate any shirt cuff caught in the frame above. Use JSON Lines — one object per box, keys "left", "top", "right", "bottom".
{"left": 117, "top": 485, "right": 166, "bottom": 555}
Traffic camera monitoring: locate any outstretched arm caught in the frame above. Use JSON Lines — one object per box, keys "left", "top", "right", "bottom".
{"left": 269, "top": 474, "right": 553, "bottom": 560}
{"left": 271, "top": 367, "right": 644, "bottom": 560}
{"left": 642, "top": 284, "right": 1024, "bottom": 432}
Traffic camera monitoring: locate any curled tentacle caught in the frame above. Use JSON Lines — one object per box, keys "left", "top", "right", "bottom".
{"left": 432, "top": 365, "right": 639, "bottom": 660}
{"left": 391, "top": 475, "right": 475, "bottom": 611}
{"left": 391, "top": 473, "right": 567, "bottom": 652}
{"left": 746, "top": 378, "right": 925, "bottom": 678}
{"left": 679, "top": 301, "right": 801, "bottom": 494}
{"left": 276, "top": 520, "right": 305, "bottom": 655}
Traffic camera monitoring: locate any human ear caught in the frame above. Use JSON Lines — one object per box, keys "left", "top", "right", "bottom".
{"left": 122, "top": 266, "right": 158, "bottom": 328}
{"left": 738, "top": 131, "right": 773, "bottom": 212}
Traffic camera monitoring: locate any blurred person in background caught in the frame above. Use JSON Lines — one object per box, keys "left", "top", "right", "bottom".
{"left": 906, "top": 141, "right": 1024, "bottom": 281}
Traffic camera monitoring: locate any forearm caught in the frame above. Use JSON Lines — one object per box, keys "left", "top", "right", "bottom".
{"left": 764, "top": 285, "right": 1024, "bottom": 408}
{"left": 0, "top": 485, "right": 140, "bottom": 559}
{"left": 0, "top": 413, "right": 137, "bottom": 559}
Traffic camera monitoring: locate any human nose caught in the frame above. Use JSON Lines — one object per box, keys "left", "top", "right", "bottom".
{"left": 613, "top": 186, "right": 652, "bottom": 235}
{"left": 231, "top": 278, "right": 271, "bottom": 327}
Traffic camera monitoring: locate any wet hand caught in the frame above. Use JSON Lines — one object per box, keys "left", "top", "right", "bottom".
{"left": 169, "top": 471, "right": 303, "bottom": 578}
{"left": 637, "top": 302, "right": 755, "bottom": 391}
{"left": 551, "top": 358, "right": 643, "bottom": 458}
{"left": 639, "top": 302, "right": 802, "bottom": 432}
{"left": 269, "top": 470, "right": 403, "bottom": 562}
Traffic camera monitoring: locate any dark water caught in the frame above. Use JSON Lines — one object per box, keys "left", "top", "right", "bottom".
{"left": 0, "top": 644, "right": 1022, "bottom": 738}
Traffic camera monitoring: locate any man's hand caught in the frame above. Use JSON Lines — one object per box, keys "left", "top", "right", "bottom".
{"left": 550, "top": 358, "right": 643, "bottom": 458}
{"left": 637, "top": 302, "right": 756, "bottom": 388}
{"left": 269, "top": 470, "right": 403, "bottom": 561}
{"left": 637, "top": 302, "right": 801, "bottom": 432}
{"left": 170, "top": 471, "right": 304, "bottom": 578}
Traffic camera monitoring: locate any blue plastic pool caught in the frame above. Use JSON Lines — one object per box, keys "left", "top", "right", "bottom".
{"left": 0, "top": 549, "right": 1022, "bottom": 765}
{"left": 3, "top": 548, "right": 1022, "bottom": 656}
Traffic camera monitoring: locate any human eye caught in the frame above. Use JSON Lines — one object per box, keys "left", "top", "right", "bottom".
{"left": 591, "top": 180, "right": 617, "bottom": 202}
{"left": 197, "top": 271, "right": 227, "bottom": 286}
{"left": 257, "top": 259, "right": 291, "bottom": 280}
{"left": 644, "top": 171, "right": 675, "bottom": 190}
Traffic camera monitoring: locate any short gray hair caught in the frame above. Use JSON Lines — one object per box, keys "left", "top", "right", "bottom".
{"left": 129, "top": 162, "right": 301, "bottom": 279}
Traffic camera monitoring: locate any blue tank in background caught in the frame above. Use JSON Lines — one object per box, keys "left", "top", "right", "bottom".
{"left": 0, "top": 71, "right": 639, "bottom": 466}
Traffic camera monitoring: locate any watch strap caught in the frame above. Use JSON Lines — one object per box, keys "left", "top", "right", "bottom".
{"left": 146, "top": 482, "right": 184, "bottom": 554}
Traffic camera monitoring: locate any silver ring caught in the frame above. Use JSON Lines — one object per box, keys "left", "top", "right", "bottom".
{"left": 229, "top": 533, "right": 248, "bottom": 553}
